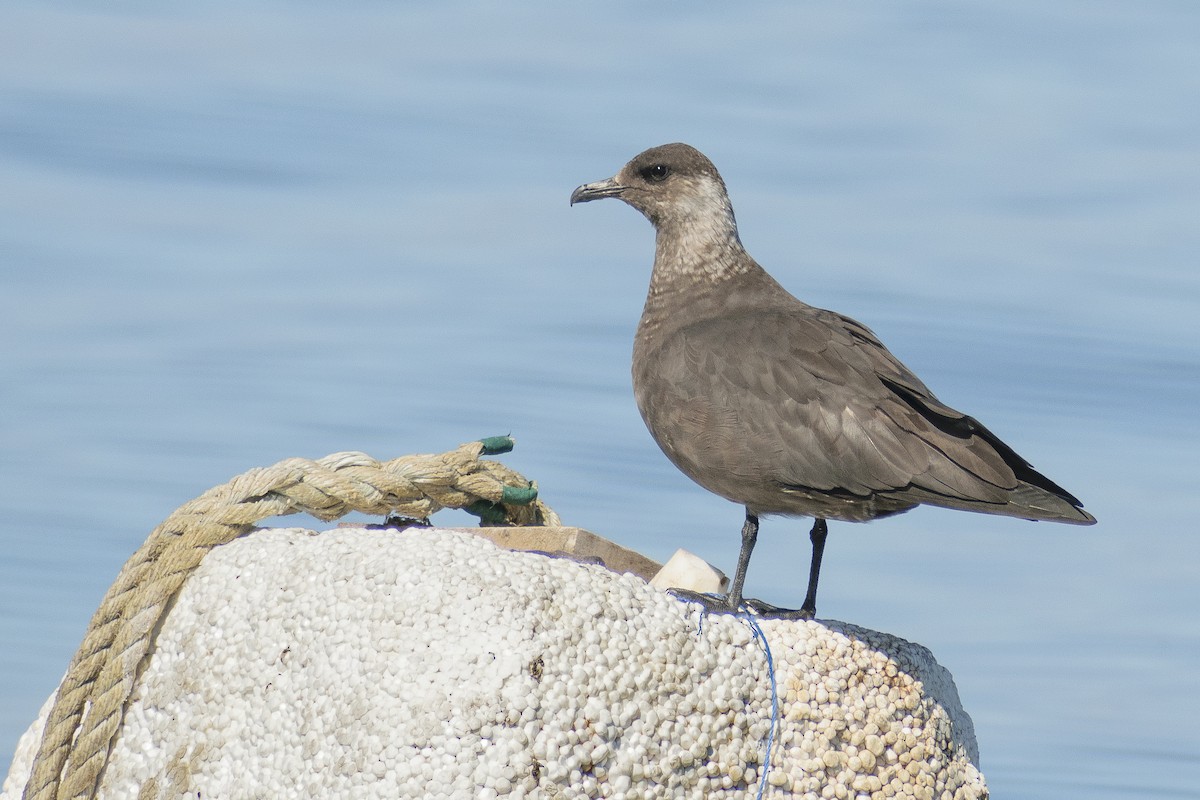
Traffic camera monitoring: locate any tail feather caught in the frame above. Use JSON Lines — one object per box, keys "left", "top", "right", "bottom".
{"left": 897, "top": 481, "right": 1096, "bottom": 525}
{"left": 879, "top": 377, "right": 1095, "bottom": 526}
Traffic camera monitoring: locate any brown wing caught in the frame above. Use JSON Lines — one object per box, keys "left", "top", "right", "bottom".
{"left": 635, "top": 306, "right": 1093, "bottom": 524}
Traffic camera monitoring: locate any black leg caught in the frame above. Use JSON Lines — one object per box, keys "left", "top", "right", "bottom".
{"left": 725, "top": 510, "right": 760, "bottom": 610}
{"left": 668, "top": 511, "right": 819, "bottom": 619}
{"left": 800, "top": 518, "right": 828, "bottom": 617}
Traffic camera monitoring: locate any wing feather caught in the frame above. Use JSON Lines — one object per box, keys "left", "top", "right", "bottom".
{"left": 642, "top": 307, "right": 1025, "bottom": 507}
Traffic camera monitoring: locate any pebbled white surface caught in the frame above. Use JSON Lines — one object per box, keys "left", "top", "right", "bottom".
{"left": 3, "top": 527, "right": 988, "bottom": 799}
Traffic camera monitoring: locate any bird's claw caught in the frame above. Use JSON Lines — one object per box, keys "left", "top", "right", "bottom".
{"left": 741, "top": 597, "right": 815, "bottom": 620}
{"left": 667, "top": 588, "right": 737, "bottom": 613}
{"left": 667, "top": 589, "right": 814, "bottom": 620}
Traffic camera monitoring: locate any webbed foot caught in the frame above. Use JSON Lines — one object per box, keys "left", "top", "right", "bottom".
{"left": 741, "top": 597, "right": 814, "bottom": 620}
{"left": 668, "top": 589, "right": 813, "bottom": 619}
{"left": 667, "top": 588, "right": 740, "bottom": 613}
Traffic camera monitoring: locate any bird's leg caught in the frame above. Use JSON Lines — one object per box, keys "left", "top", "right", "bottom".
{"left": 671, "top": 512, "right": 826, "bottom": 620}
{"left": 725, "top": 510, "right": 759, "bottom": 610}
{"left": 799, "top": 518, "right": 828, "bottom": 618}
{"left": 667, "top": 510, "right": 759, "bottom": 614}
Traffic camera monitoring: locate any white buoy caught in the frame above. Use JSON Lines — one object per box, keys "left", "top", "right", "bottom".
{"left": 2, "top": 527, "right": 987, "bottom": 800}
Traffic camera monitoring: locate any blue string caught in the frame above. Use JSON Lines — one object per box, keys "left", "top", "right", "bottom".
{"left": 739, "top": 611, "right": 779, "bottom": 800}
{"left": 689, "top": 603, "right": 779, "bottom": 800}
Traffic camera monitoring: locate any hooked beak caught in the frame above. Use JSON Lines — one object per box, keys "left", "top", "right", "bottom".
{"left": 570, "top": 176, "right": 625, "bottom": 206}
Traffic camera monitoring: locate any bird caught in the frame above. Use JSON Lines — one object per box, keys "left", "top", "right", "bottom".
{"left": 570, "top": 142, "right": 1095, "bottom": 618}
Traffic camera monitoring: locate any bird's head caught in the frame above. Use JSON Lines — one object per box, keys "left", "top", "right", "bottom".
{"left": 571, "top": 143, "right": 737, "bottom": 234}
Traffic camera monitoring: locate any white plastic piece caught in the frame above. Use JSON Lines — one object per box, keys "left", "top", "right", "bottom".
{"left": 649, "top": 547, "right": 728, "bottom": 594}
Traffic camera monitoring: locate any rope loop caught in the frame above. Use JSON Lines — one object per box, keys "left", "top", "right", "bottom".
{"left": 21, "top": 436, "right": 558, "bottom": 800}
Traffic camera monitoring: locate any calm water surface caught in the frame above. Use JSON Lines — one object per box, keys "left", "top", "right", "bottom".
{"left": 1, "top": 3, "right": 1198, "bottom": 797}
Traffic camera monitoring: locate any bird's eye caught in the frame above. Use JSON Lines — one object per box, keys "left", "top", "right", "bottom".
{"left": 642, "top": 164, "right": 670, "bottom": 182}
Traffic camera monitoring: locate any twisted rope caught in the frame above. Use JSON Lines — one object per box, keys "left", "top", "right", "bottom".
{"left": 22, "top": 437, "right": 559, "bottom": 800}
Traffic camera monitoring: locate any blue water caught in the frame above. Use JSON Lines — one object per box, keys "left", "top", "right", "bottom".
{"left": 1, "top": 2, "right": 1198, "bottom": 797}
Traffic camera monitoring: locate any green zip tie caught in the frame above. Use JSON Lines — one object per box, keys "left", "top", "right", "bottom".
{"left": 466, "top": 500, "right": 508, "bottom": 525}
{"left": 500, "top": 483, "right": 538, "bottom": 506}
{"left": 478, "top": 435, "right": 515, "bottom": 456}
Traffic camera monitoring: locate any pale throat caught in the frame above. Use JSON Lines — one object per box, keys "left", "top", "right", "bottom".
{"left": 649, "top": 179, "right": 749, "bottom": 288}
